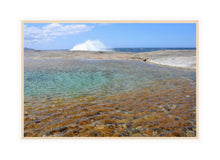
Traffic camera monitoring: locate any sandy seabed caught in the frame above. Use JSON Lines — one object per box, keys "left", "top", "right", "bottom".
{"left": 24, "top": 50, "right": 196, "bottom": 137}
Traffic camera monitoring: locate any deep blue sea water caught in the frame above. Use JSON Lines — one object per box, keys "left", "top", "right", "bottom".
{"left": 111, "top": 48, "right": 196, "bottom": 53}
{"left": 27, "top": 48, "right": 196, "bottom": 53}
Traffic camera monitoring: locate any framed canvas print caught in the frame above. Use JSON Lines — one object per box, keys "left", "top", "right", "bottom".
{"left": 22, "top": 20, "right": 198, "bottom": 138}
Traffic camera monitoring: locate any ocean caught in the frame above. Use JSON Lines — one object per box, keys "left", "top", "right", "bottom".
{"left": 26, "top": 48, "right": 196, "bottom": 53}
{"left": 111, "top": 48, "right": 196, "bottom": 53}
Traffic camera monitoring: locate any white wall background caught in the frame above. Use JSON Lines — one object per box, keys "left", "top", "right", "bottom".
{"left": 0, "top": 0, "right": 219, "bottom": 160}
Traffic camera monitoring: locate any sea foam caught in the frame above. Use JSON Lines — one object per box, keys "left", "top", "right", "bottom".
{"left": 70, "top": 40, "right": 108, "bottom": 51}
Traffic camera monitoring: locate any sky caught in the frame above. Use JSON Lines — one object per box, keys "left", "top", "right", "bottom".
{"left": 24, "top": 23, "right": 196, "bottom": 50}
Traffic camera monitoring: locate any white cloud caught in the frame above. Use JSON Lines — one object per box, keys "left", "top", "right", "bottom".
{"left": 70, "top": 40, "right": 107, "bottom": 51}
{"left": 24, "top": 23, "right": 93, "bottom": 46}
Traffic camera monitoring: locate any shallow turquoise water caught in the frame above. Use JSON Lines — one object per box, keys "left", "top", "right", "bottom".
{"left": 24, "top": 59, "right": 196, "bottom": 99}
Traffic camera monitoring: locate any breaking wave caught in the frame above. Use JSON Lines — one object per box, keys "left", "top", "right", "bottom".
{"left": 70, "top": 40, "right": 108, "bottom": 51}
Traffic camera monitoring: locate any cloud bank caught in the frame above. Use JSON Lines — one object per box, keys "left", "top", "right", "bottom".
{"left": 24, "top": 23, "right": 93, "bottom": 46}
{"left": 70, "top": 40, "right": 107, "bottom": 51}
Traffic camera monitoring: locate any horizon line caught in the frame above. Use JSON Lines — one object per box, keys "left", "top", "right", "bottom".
{"left": 24, "top": 47, "right": 196, "bottom": 50}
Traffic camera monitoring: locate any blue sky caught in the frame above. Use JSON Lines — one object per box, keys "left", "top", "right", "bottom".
{"left": 24, "top": 23, "right": 196, "bottom": 50}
